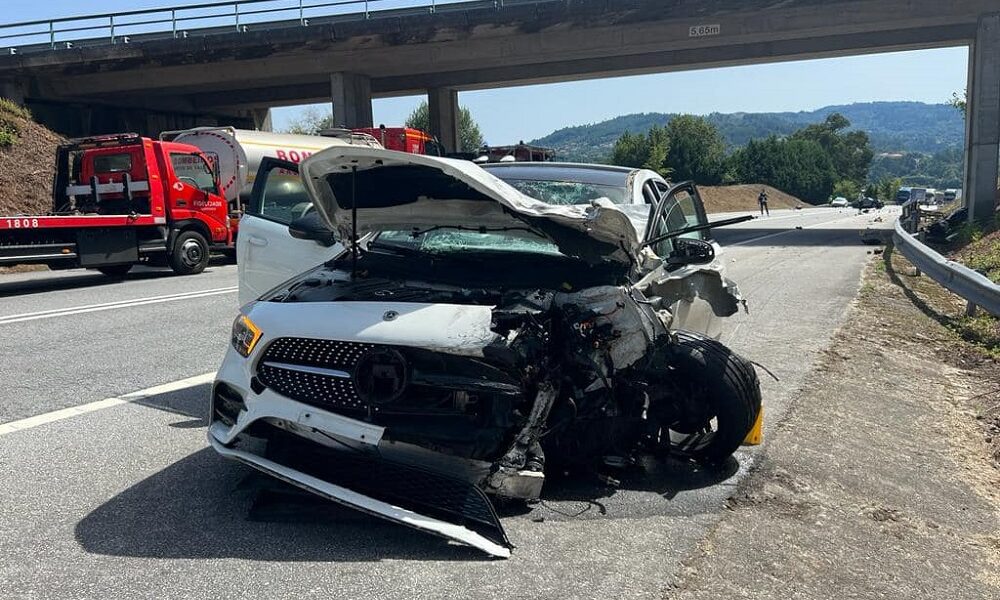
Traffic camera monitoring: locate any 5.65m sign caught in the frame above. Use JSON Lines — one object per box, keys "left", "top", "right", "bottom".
{"left": 689, "top": 24, "right": 721, "bottom": 37}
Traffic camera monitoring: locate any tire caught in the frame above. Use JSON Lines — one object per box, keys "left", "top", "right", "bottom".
{"left": 655, "top": 330, "right": 762, "bottom": 465}
{"left": 97, "top": 264, "right": 132, "bottom": 278}
{"left": 168, "top": 230, "right": 210, "bottom": 276}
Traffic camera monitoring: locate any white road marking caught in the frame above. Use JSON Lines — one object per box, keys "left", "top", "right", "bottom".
{"left": 0, "top": 372, "right": 216, "bottom": 436}
{"left": 0, "top": 287, "right": 238, "bottom": 325}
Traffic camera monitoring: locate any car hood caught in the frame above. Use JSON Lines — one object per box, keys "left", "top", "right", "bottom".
{"left": 300, "top": 146, "right": 642, "bottom": 266}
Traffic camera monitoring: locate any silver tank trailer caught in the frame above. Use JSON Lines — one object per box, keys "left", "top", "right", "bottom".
{"left": 160, "top": 127, "right": 381, "bottom": 209}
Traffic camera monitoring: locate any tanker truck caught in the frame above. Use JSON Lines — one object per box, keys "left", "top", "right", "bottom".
{"left": 159, "top": 127, "right": 382, "bottom": 242}
{"left": 0, "top": 129, "right": 380, "bottom": 277}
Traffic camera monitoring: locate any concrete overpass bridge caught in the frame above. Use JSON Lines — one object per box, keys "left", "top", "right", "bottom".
{"left": 0, "top": 0, "right": 997, "bottom": 221}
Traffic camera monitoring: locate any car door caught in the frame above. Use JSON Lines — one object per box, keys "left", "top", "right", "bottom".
{"left": 238, "top": 157, "right": 343, "bottom": 305}
{"left": 641, "top": 181, "right": 731, "bottom": 338}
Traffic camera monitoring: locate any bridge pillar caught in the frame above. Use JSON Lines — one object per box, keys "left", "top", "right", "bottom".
{"left": 964, "top": 13, "right": 1000, "bottom": 223}
{"left": 251, "top": 108, "right": 273, "bottom": 132}
{"left": 0, "top": 79, "right": 27, "bottom": 105}
{"left": 330, "top": 73, "right": 373, "bottom": 128}
{"left": 428, "top": 87, "right": 460, "bottom": 154}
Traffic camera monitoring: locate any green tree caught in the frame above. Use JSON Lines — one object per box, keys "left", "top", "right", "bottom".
{"left": 664, "top": 115, "right": 727, "bottom": 184}
{"left": 790, "top": 113, "right": 873, "bottom": 184}
{"left": 282, "top": 107, "right": 336, "bottom": 135}
{"left": 730, "top": 136, "right": 837, "bottom": 204}
{"left": 832, "top": 179, "right": 860, "bottom": 202}
{"left": 949, "top": 90, "right": 967, "bottom": 117}
{"left": 405, "top": 101, "right": 485, "bottom": 153}
{"left": 876, "top": 177, "right": 903, "bottom": 203}
{"left": 609, "top": 126, "right": 671, "bottom": 178}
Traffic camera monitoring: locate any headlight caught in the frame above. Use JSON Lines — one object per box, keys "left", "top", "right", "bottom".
{"left": 231, "top": 314, "right": 262, "bottom": 357}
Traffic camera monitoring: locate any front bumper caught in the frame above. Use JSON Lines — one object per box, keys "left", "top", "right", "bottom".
{"left": 209, "top": 347, "right": 512, "bottom": 558}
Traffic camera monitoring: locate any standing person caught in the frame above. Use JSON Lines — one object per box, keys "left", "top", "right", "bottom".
{"left": 758, "top": 189, "right": 770, "bottom": 216}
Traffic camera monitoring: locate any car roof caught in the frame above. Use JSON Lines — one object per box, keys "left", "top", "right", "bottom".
{"left": 481, "top": 161, "right": 653, "bottom": 186}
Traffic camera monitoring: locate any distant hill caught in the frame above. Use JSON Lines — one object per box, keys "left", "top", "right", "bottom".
{"left": 530, "top": 102, "right": 964, "bottom": 163}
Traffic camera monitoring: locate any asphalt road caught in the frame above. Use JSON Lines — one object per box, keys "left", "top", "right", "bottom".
{"left": 0, "top": 206, "right": 897, "bottom": 599}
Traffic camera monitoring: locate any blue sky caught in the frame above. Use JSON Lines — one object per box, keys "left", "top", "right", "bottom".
{"left": 3, "top": 1, "right": 970, "bottom": 143}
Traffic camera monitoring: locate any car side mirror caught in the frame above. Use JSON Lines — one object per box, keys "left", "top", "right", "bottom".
{"left": 289, "top": 212, "right": 337, "bottom": 247}
{"left": 666, "top": 238, "right": 715, "bottom": 267}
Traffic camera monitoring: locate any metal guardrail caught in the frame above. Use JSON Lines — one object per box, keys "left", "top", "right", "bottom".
{"left": 0, "top": 0, "right": 515, "bottom": 53}
{"left": 893, "top": 199, "right": 1000, "bottom": 317}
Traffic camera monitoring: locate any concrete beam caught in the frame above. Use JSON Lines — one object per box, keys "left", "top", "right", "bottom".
{"left": 965, "top": 13, "right": 1000, "bottom": 223}
{"left": 330, "top": 72, "right": 373, "bottom": 128}
{"left": 251, "top": 108, "right": 273, "bottom": 132}
{"left": 427, "top": 87, "right": 460, "bottom": 154}
{"left": 33, "top": 0, "right": 991, "bottom": 99}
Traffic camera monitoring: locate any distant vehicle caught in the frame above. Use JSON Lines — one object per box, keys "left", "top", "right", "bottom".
{"left": 856, "top": 197, "right": 883, "bottom": 209}
{"left": 943, "top": 189, "right": 960, "bottom": 203}
{"left": 910, "top": 187, "right": 927, "bottom": 205}
{"left": 831, "top": 197, "right": 849, "bottom": 207}
{"left": 477, "top": 143, "right": 556, "bottom": 163}
{"left": 352, "top": 126, "right": 443, "bottom": 156}
{"left": 924, "top": 189, "right": 938, "bottom": 205}
{"left": 895, "top": 187, "right": 912, "bottom": 204}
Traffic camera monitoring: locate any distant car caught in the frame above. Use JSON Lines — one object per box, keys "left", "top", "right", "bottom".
{"left": 831, "top": 197, "right": 849, "bottom": 207}
{"left": 855, "top": 197, "right": 883, "bottom": 209}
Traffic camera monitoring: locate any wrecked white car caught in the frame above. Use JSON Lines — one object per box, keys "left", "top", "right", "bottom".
{"left": 211, "top": 148, "right": 761, "bottom": 558}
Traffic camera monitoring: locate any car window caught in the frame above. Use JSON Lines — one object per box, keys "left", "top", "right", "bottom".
{"left": 648, "top": 184, "right": 709, "bottom": 260}
{"left": 250, "top": 164, "right": 312, "bottom": 225}
{"left": 501, "top": 179, "right": 628, "bottom": 205}
{"left": 93, "top": 153, "right": 132, "bottom": 173}
{"left": 170, "top": 153, "right": 216, "bottom": 193}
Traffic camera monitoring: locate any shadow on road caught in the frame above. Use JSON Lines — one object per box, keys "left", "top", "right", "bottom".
{"left": 0, "top": 259, "right": 232, "bottom": 298}
{"left": 74, "top": 448, "right": 484, "bottom": 562}
{"left": 715, "top": 227, "right": 884, "bottom": 247}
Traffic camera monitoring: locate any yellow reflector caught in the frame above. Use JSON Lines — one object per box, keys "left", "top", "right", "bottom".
{"left": 742, "top": 405, "right": 764, "bottom": 446}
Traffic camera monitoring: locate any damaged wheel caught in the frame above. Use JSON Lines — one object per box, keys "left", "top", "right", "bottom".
{"left": 654, "top": 330, "right": 761, "bottom": 465}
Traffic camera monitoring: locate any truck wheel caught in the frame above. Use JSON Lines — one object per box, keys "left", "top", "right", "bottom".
{"left": 169, "top": 230, "right": 210, "bottom": 275}
{"left": 97, "top": 265, "right": 132, "bottom": 278}
{"left": 654, "top": 330, "right": 762, "bottom": 466}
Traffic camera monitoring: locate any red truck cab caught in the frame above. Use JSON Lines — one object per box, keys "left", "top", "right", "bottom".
{"left": 353, "top": 126, "right": 443, "bottom": 156}
{"left": 0, "top": 133, "right": 232, "bottom": 276}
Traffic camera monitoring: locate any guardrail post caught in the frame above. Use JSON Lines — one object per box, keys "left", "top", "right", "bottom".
{"left": 430, "top": 0, "right": 436, "bottom": 13}
{"left": 49, "top": 21, "right": 55, "bottom": 49}
{"left": 172, "top": 10, "right": 177, "bottom": 38}
{"left": 110, "top": 15, "right": 115, "bottom": 44}
{"left": 235, "top": 3, "right": 240, "bottom": 32}
{"left": 966, "top": 301, "right": 979, "bottom": 317}
{"left": 365, "top": 1, "right": 370, "bottom": 19}
{"left": 299, "top": 0, "right": 305, "bottom": 25}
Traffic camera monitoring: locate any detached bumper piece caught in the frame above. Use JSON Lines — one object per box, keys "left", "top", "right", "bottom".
{"left": 209, "top": 423, "right": 513, "bottom": 558}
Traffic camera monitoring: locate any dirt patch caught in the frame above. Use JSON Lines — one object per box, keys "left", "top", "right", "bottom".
{"left": 0, "top": 99, "right": 64, "bottom": 217}
{"left": 699, "top": 184, "right": 809, "bottom": 214}
{"left": 665, "top": 247, "right": 1000, "bottom": 599}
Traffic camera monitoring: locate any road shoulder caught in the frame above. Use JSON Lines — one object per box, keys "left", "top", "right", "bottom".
{"left": 667, "top": 247, "right": 1000, "bottom": 599}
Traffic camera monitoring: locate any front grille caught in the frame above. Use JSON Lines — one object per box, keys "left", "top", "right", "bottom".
{"left": 257, "top": 338, "right": 376, "bottom": 413}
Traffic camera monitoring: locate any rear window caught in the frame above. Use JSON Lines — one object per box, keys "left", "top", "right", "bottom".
{"left": 92, "top": 153, "right": 132, "bottom": 173}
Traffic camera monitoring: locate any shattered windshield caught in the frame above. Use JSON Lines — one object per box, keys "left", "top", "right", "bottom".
{"left": 373, "top": 228, "right": 565, "bottom": 257}
{"left": 501, "top": 179, "right": 627, "bottom": 205}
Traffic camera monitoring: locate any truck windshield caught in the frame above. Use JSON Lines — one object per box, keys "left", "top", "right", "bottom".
{"left": 171, "top": 153, "right": 216, "bottom": 193}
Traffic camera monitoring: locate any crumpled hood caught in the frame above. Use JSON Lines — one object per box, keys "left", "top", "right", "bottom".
{"left": 300, "top": 146, "right": 641, "bottom": 265}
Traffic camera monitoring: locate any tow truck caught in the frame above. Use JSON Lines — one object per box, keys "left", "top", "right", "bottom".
{"left": 0, "top": 133, "right": 232, "bottom": 276}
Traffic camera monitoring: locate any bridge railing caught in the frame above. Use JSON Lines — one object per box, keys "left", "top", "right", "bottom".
{"left": 0, "top": 0, "right": 498, "bottom": 53}
{"left": 893, "top": 199, "right": 1000, "bottom": 317}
